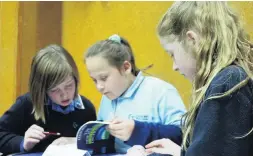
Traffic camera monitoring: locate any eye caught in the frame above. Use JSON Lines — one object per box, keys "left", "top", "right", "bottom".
{"left": 66, "top": 83, "right": 73, "bottom": 88}
{"left": 100, "top": 76, "right": 108, "bottom": 81}
{"left": 50, "top": 88, "right": 59, "bottom": 93}
{"left": 91, "top": 78, "right": 97, "bottom": 83}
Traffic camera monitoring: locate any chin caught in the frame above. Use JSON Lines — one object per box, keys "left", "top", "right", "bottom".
{"left": 60, "top": 102, "right": 71, "bottom": 107}
{"left": 105, "top": 94, "right": 117, "bottom": 100}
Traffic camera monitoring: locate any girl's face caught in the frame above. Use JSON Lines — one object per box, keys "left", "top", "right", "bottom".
{"left": 47, "top": 75, "right": 76, "bottom": 107}
{"left": 160, "top": 37, "right": 197, "bottom": 82}
{"left": 85, "top": 56, "right": 132, "bottom": 100}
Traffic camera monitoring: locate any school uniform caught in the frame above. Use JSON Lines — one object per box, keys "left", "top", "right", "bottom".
{"left": 98, "top": 71, "right": 186, "bottom": 153}
{"left": 182, "top": 65, "right": 253, "bottom": 156}
{"left": 0, "top": 93, "right": 96, "bottom": 155}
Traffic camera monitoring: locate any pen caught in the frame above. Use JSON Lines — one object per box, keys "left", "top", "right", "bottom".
{"left": 43, "top": 131, "right": 61, "bottom": 136}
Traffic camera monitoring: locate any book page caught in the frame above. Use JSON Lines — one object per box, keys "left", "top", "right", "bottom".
{"left": 43, "top": 143, "right": 90, "bottom": 156}
{"left": 85, "top": 121, "right": 111, "bottom": 125}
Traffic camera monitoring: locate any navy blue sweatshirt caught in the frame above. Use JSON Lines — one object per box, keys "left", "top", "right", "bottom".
{"left": 182, "top": 65, "right": 253, "bottom": 156}
{"left": 0, "top": 93, "right": 96, "bottom": 155}
{"left": 126, "top": 121, "right": 182, "bottom": 146}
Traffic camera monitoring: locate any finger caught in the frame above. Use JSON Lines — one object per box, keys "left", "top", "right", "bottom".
{"left": 110, "top": 117, "right": 122, "bottom": 124}
{"left": 108, "top": 127, "right": 126, "bottom": 136}
{"left": 108, "top": 122, "right": 125, "bottom": 131}
{"left": 145, "top": 148, "right": 154, "bottom": 155}
{"left": 30, "top": 124, "right": 44, "bottom": 132}
{"left": 27, "top": 129, "right": 46, "bottom": 140}
{"left": 145, "top": 139, "right": 163, "bottom": 148}
{"left": 108, "top": 130, "right": 122, "bottom": 138}
{"left": 26, "top": 138, "right": 41, "bottom": 144}
{"left": 145, "top": 147, "right": 168, "bottom": 155}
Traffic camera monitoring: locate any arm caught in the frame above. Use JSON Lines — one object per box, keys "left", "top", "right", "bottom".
{"left": 0, "top": 95, "right": 32, "bottom": 154}
{"left": 126, "top": 120, "right": 182, "bottom": 146}
{"left": 126, "top": 89, "right": 186, "bottom": 146}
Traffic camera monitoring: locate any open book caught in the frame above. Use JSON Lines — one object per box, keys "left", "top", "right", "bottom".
{"left": 77, "top": 121, "right": 115, "bottom": 155}
{"left": 43, "top": 144, "right": 90, "bottom": 156}
{"left": 43, "top": 121, "right": 115, "bottom": 156}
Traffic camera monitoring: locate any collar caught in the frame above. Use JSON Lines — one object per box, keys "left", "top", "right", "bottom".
{"left": 120, "top": 71, "right": 145, "bottom": 99}
{"left": 47, "top": 95, "right": 85, "bottom": 114}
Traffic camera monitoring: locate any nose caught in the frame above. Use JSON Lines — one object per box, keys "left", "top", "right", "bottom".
{"left": 96, "top": 82, "right": 105, "bottom": 92}
{"left": 60, "top": 90, "right": 68, "bottom": 99}
{"left": 173, "top": 62, "right": 179, "bottom": 71}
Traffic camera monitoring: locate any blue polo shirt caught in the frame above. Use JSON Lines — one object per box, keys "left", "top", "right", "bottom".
{"left": 97, "top": 72, "right": 186, "bottom": 153}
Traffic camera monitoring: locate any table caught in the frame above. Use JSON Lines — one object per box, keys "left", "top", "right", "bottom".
{"left": 11, "top": 153, "right": 125, "bottom": 156}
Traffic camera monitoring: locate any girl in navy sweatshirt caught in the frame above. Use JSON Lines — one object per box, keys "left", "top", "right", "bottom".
{"left": 130, "top": 2, "right": 253, "bottom": 156}
{"left": 0, "top": 44, "right": 96, "bottom": 155}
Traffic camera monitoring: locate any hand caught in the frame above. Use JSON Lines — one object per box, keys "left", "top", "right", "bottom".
{"left": 145, "top": 138, "right": 181, "bottom": 156}
{"left": 106, "top": 117, "right": 135, "bottom": 141}
{"left": 127, "top": 145, "right": 147, "bottom": 156}
{"left": 51, "top": 137, "right": 76, "bottom": 145}
{"left": 23, "top": 124, "right": 46, "bottom": 151}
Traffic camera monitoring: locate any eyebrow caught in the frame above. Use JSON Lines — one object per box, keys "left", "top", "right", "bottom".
{"left": 66, "top": 79, "right": 74, "bottom": 84}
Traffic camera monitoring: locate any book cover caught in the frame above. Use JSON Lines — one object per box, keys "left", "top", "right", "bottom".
{"left": 76, "top": 121, "right": 115, "bottom": 155}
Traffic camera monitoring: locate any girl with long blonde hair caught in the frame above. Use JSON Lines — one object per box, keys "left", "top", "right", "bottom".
{"left": 129, "top": 2, "right": 253, "bottom": 156}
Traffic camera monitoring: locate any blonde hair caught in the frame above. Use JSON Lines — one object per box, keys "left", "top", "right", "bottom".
{"left": 157, "top": 1, "right": 253, "bottom": 150}
{"left": 29, "top": 44, "right": 80, "bottom": 123}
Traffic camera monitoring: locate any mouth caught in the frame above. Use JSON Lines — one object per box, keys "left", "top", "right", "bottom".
{"left": 61, "top": 99, "right": 70, "bottom": 105}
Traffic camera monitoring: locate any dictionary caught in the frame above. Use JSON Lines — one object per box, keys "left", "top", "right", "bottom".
{"left": 76, "top": 121, "right": 115, "bottom": 155}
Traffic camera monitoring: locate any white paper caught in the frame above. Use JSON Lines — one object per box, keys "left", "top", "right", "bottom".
{"left": 43, "top": 143, "right": 90, "bottom": 156}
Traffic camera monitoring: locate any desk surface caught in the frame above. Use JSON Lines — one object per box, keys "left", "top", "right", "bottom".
{"left": 13, "top": 153, "right": 125, "bottom": 156}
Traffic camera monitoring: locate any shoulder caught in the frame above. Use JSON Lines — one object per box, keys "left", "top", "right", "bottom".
{"left": 0, "top": 93, "right": 33, "bottom": 121}
{"left": 212, "top": 65, "right": 247, "bottom": 86}
{"left": 12, "top": 92, "right": 33, "bottom": 109}
{"left": 140, "top": 76, "right": 180, "bottom": 98}
{"left": 79, "top": 95, "right": 95, "bottom": 111}
{"left": 143, "top": 76, "right": 178, "bottom": 91}
{"left": 206, "top": 65, "right": 250, "bottom": 97}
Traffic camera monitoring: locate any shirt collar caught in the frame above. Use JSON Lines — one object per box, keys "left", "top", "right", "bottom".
{"left": 47, "top": 95, "right": 85, "bottom": 114}
{"left": 120, "top": 71, "right": 145, "bottom": 99}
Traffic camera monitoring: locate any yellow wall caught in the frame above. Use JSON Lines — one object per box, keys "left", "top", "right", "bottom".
{"left": 62, "top": 1, "right": 253, "bottom": 111}
{"left": 0, "top": 2, "right": 19, "bottom": 115}
{"left": 1, "top": 2, "right": 253, "bottom": 115}
{"left": 62, "top": 2, "right": 192, "bottom": 111}
{"left": 229, "top": 2, "right": 253, "bottom": 39}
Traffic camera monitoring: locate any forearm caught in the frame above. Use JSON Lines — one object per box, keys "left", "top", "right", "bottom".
{"left": 126, "top": 120, "right": 182, "bottom": 146}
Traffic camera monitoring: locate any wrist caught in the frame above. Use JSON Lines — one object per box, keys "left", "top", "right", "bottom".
{"left": 20, "top": 139, "right": 28, "bottom": 152}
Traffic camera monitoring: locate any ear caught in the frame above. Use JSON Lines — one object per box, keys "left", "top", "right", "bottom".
{"left": 186, "top": 30, "right": 199, "bottom": 46}
{"left": 121, "top": 61, "right": 132, "bottom": 74}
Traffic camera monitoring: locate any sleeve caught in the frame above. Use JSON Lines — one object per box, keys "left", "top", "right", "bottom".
{"left": 126, "top": 120, "right": 182, "bottom": 146}
{"left": 0, "top": 96, "right": 29, "bottom": 154}
{"left": 126, "top": 89, "right": 186, "bottom": 146}
{"left": 185, "top": 80, "right": 253, "bottom": 156}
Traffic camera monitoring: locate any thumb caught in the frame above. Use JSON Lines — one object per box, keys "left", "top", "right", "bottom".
{"left": 111, "top": 116, "right": 122, "bottom": 124}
